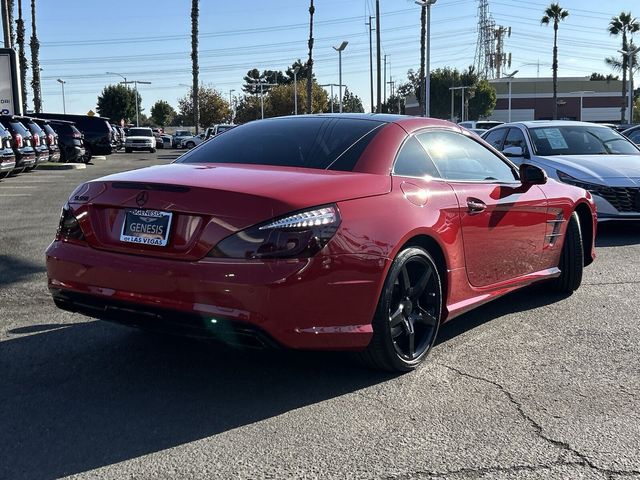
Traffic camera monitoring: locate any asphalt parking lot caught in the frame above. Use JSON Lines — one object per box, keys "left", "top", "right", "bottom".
{"left": 1, "top": 150, "right": 639, "bottom": 480}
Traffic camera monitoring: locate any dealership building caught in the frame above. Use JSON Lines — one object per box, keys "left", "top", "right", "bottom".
{"left": 488, "top": 76, "right": 629, "bottom": 124}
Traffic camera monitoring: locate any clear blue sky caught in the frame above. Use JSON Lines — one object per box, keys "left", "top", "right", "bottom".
{"left": 20, "top": 0, "right": 640, "bottom": 116}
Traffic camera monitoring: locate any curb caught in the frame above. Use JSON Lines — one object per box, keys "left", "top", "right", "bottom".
{"left": 37, "top": 162, "right": 87, "bottom": 170}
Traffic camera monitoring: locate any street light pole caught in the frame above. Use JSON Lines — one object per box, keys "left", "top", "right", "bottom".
{"left": 449, "top": 86, "right": 467, "bottom": 122}
{"left": 56, "top": 79, "right": 66, "bottom": 114}
{"left": 229, "top": 89, "right": 235, "bottom": 122}
{"left": 569, "top": 90, "right": 595, "bottom": 121}
{"left": 106, "top": 71, "right": 127, "bottom": 85}
{"left": 121, "top": 80, "right": 151, "bottom": 126}
{"left": 619, "top": 46, "right": 640, "bottom": 124}
{"left": 504, "top": 70, "right": 518, "bottom": 122}
{"left": 416, "top": 0, "right": 437, "bottom": 117}
{"left": 293, "top": 66, "right": 300, "bottom": 115}
{"left": 333, "top": 41, "right": 348, "bottom": 114}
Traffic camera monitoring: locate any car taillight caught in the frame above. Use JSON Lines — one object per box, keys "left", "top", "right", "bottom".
{"left": 48, "top": 134, "right": 55, "bottom": 145}
{"left": 57, "top": 204, "right": 85, "bottom": 241}
{"left": 13, "top": 134, "right": 23, "bottom": 148}
{"left": 208, "top": 205, "right": 341, "bottom": 259}
{"left": 33, "top": 135, "right": 40, "bottom": 147}
{"left": 72, "top": 132, "right": 82, "bottom": 139}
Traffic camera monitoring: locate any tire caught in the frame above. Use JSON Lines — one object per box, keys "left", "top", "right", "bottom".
{"left": 186, "top": 142, "right": 195, "bottom": 149}
{"left": 82, "top": 146, "right": 92, "bottom": 164}
{"left": 125, "top": 148, "right": 132, "bottom": 153}
{"left": 549, "top": 211, "right": 584, "bottom": 293}
{"left": 359, "top": 247, "right": 442, "bottom": 372}
{"left": 150, "top": 148, "right": 156, "bottom": 153}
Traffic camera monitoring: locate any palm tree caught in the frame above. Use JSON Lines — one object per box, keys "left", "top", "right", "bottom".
{"left": 8, "top": 0, "right": 15, "bottom": 46}
{"left": 16, "top": 0, "right": 27, "bottom": 113}
{"left": 191, "top": 0, "right": 199, "bottom": 133}
{"left": 29, "top": 0, "right": 41, "bottom": 113}
{"left": 306, "top": 0, "right": 314, "bottom": 114}
{"left": 541, "top": 3, "right": 569, "bottom": 120}
{"left": 608, "top": 12, "right": 640, "bottom": 122}
{"left": 419, "top": 3, "right": 426, "bottom": 115}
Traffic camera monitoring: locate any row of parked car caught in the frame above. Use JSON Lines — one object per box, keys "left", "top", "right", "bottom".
{"left": 0, "top": 115, "right": 86, "bottom": 178}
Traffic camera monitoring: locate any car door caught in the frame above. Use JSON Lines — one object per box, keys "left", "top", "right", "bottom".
{"left": 416, "top": 130, "right": 549, "bottom": 288}
{"left": 482, "top": 127, "right": 508, "bottom": 151}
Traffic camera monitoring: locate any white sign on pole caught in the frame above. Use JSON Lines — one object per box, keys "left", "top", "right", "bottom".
{"left": 0, "top": 49, "right": 21, "bottom": 115}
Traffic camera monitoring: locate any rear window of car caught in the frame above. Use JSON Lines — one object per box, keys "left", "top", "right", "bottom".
{"left": 176, "top": 117, "right": 385, "bottom": 171}
{"left": 128, "top": 128, "right": 153, "bottom": 137}
{"left": 9, "top": 120, "right": 30, "bottom": 137}
{"left": 24, "top": 121, "right": 44, "bottom": 136}
{"left": 42, "top": 124, "right": 56, "bottom": 136}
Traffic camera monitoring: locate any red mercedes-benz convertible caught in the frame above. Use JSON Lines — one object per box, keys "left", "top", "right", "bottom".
{"left": 46, "top": 115, "right": 596, "bottom": 371}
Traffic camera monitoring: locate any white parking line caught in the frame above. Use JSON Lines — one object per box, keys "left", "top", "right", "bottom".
{"left": 0, "top": 194, "right": 33, "bottom": 197}
{"left": 0, "top": 186, "right": 37, "bottom": 189}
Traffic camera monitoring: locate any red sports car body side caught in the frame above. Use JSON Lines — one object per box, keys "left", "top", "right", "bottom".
{"left": 46, "top": 115, "right": 596, "bottom": 370}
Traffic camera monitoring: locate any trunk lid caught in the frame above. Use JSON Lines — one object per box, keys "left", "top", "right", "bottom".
{"left": 70, "top": 163, "right": 390, "bottom": 260}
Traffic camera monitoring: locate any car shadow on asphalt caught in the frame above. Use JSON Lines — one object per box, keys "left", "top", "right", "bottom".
{"left": 0, "top": 321, "right": 395, "bottom": 479}
{"left": 595, "top": 221, "right": 640, "bottom": 247}
{"left": 0, "top": 254, "right": 46, "bottom": 288}
{"left": 436, "top": 284, "right": 566, "bottom": 346}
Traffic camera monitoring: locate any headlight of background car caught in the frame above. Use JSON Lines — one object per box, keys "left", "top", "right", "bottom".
{"left": 556, "top": 170, "right": 601, "bottom": 191}
{"left": 208, "top": 205, "right": 341, "bottom": 259}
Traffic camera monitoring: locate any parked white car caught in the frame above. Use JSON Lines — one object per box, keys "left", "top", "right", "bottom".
{"left": 204, "top": 124, "right": 236, "bottom": 139}
{"left": 181, "top": 132, "right": 206, "bottom": 149}
{"left": 124, "top": 127, "right": 156, "bottom": 153}
{"left": 172, "top": 130, "right": 193, "bottom": 148}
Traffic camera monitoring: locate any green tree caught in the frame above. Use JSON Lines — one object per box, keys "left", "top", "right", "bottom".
{"left": 191, "top": 0, "right": 199, "bottom": 132}
{"left": 178, "top": 85, "right": 230, "bottom": 128}
{"left": 342, "top": 88, "right": 364, "bottom": 113}
{"left": 590, "top": 72, "right": 620, "bottom": 81}
{"left": 418, "top": 2, "right": 426, "bottom": 114}
{"left": 16, "top": 0, "right": 27, "bottom": 112}
{"left": 150, "top": 100, "right": 176, "bottom": 126}
{"left": 96, "top": 84, "right": 139, "bottom": 123}
{"left": 607, "top": 12, "right": 640, "bottom": 122}
{"left": 306, "top": 0, "right": 315, "bottom": 113}
{"left": 29, "top": 0, "right": 42, "bottom": 113}
{"left": 7, "top": 0, "right": 15, "bottom": 46}
{"left": 234, "top": 95, "right": 262, "bottom": 124}
{"left": 541, "top": 3, "right": 570, "bottom": 120}
{"left": 467, "top": 79, "right": 497, "bottom": 120}
{"left": 267, "top": 81, "right": 327, "bottom": 118}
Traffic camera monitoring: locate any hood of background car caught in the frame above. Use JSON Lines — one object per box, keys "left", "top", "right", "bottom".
{"left": 536, "top": 154, "right": 640, "bottom": 186}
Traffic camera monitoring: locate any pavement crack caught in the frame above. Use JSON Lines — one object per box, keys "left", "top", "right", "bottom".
{"left": 385, "top": 461, "right": 590, "bottom": 479}
{"left": 437, "top": 363, "right": 640, "bottom": 478}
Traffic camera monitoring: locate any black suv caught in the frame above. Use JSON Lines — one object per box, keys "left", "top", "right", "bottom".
{"left": 33, "top": 118, "right": 61, "bottom": 163}
{"left": 0, "top": 122, "right": 16, "bottom": 179}
{"left": 16, "top": 116, "right": 50, "bottom": 166}
{"left": 37, "top": 113, "right": 113, "bottom": 161}
{"left": 0, "top": 116, "right": 37, "bottom": 173}
{"left": 47, "top": 120, "right": 85, "bottom": 163}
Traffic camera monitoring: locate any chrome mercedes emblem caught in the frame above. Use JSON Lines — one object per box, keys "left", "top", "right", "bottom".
{"left": 136, "top": 191, "right": 149, "bottom": 207}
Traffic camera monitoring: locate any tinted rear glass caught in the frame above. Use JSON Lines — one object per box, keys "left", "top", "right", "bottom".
{"left": 42, "top": 124, "right": 56, "bottom": 136}
{"left": 9, "top": 121, "right": 30, "bottom": 137}
{"left": 50, "top": 123, "right": 72, "bottom": 134}
{"left": 176, "top": 117, "right": 384, "bottom": 171}
{"left": 129, "top": 128, "right": 153, "bottom": 137}
{"left": 24, "top": 121, "right": 44, "bottom": 136}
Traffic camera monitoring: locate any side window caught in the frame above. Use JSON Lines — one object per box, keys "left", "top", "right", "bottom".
{"left": 629, "top": 130, "right": 640, "bottom": 145}
{"left": 393, "top": 136, "right": 440, "bottom": 178}
{"left": 483, "top": 128, "right": 507, "bottom": 150}
{"left": 504, "top": 128, "right": 528, "bottom": 155}
{"left": 416, "top": 130, "right": 518, "bottom": 183}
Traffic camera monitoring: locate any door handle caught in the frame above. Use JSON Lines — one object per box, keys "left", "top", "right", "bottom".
{"left": 467, "top": 198, "right": 486, "bottom": 214}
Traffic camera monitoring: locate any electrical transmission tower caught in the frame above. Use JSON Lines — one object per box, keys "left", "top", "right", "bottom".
{"left": 474, "top": 0, "right": 495, "bottom": 79}
{"left": 489, "top": 25, "right": 512, "bottom": 78}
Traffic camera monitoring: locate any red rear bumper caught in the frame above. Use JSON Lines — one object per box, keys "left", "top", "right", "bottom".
{"left": 46, "top": 241, "right": 386, "bottom": 350}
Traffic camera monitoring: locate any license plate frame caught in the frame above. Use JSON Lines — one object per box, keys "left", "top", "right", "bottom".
{"left": 120, "top": 209, "right": 173, "bottom": 247}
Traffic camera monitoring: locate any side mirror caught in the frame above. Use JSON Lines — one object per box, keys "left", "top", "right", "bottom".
{"left": 520, "top": 163, "right": 547, "bottom": 185}
{"left": 503, "top": 145, "right": 524, "bottom": 157}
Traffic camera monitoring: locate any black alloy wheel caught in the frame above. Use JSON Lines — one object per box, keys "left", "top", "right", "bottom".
{"left": 360, "top": 247, "right": 442, "bottom": 372}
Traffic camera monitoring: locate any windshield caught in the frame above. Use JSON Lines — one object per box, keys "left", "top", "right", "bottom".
{"left": 530, "top": 125, "right": 640, "bottom": 156}
{"left": 175, "top": 117, "right": 384, "bottom": 171}
{"left": 128, "top": 128, "right": 152, "bottom": 137}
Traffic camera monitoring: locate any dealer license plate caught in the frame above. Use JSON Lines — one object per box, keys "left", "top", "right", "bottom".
{"left": 120, "top": 209, "right": 173, "bottom": 247}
